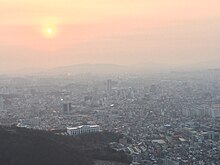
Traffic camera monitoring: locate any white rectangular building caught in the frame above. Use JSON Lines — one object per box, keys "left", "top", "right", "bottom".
{"left": 67, "top": 125, "right": 100, "bottom": 136}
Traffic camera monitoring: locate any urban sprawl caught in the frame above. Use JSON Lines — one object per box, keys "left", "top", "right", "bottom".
{"left": 0, "top": 71, "right": 220, "bottom": 165}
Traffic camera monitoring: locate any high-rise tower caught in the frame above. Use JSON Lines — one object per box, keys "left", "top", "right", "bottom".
{"left": 107, "top": 79, "right": 112, "bottom": 92}
{"left": 0, "top": 96, "right": 4, "bottom": 111}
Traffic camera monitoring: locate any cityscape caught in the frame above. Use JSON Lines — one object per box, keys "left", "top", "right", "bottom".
{"left": 0, "top": 68, "right": 220, "bottom": 164}
{"left": 1, "top": 0, "right": 220, "bottom": 164}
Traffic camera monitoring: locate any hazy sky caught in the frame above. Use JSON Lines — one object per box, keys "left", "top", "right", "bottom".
{"left": 0, "top": 0, "right": 220, "bottom": 73}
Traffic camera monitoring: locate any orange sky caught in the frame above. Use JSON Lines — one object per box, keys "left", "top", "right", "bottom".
{"left": 0, "top": 0, "right": 220, "bottom": 73}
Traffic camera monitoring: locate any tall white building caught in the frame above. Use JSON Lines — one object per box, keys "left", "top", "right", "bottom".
{"left": 0, "top": 96, "right": 4, "bottom": 111}
{"left": 67, "top": 125, "right": 100, "bottom": 136}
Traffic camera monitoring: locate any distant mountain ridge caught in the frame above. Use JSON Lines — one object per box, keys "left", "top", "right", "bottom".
{"left": 47, "top": 63, "right": 174, "bottom": 75}
{"left": 7, "top": 60, "right": 220, "bottom": 75}
{"left": 177, "top": 60, "right": 220, "bottom": 71}
{"left": 48, "top": 64, "right": 128, "bottom": 75}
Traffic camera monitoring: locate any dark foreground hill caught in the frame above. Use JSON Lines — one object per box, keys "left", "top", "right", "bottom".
{"left": 0, "top": 126, "right": 131, "bottom": 165}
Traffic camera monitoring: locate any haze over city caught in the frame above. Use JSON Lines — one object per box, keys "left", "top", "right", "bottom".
{"left": 1, "top": 0, "right": 220, "bottom": 74}
{"left": 1, "top": 1, "right": 220, "bottom": 165}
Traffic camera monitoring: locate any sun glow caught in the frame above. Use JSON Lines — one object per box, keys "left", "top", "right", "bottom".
{"left": 42, "top": 25, "right": 57, "bottom": 38}
{"left": 47, "top": 28, "right": 53, "bottom": 34}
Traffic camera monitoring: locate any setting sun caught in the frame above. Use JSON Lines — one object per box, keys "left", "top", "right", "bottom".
{"left": 42, "top": 25, "right": 57, "bottom": 38}
{"left": 47, "top": 28, "right": 53, "bottom": 34}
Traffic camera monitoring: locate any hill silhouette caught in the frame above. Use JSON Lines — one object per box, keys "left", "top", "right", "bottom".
{"left": 0, "top": 126, "right": 131, "bottom": 165}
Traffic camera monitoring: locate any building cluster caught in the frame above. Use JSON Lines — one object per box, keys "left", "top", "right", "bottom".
{"left": 0, "top": 70, "right": 220, "bottom": 164}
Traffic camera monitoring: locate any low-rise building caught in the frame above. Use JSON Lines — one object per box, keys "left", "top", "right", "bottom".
{"left": 67, "top": 125, "right": 100, "bottom": 135}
